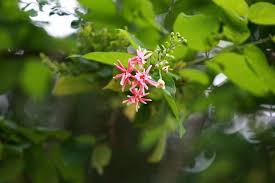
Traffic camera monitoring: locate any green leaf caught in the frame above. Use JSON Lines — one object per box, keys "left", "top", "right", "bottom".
{"left": 82, "top": 52, "right": 133, "bottom": 66}
{"left": 147, "top": 132, "right": 167, "bottom": 163}
{"left": 0, "top": 60, "right": 22, "bottom": 94}
{"left": 52, "top": 144, "right": 85, "bottom": 183}
{"left": 163, "top": 91, "right": 179, "bottom": 120}
{"left": 213, "top": 0, "right": 249, "bottom": 18}
{"left": 177, "top": 120, "right": 186, "bottom": 138}
{"left": 248, "top": 2, "right": 275, "bottom": 25}
{"left": 0, "top": 142, "right": 2, "bottom": 160}
{"left": 75, "top": 135, "right": 96, "bottom": 145}
{"left": 180, "top": 69, "right": 210, "bottom": 85}
{"left": 103, "top": 79, "right": 121, "bottom": 92}
{"left": 212, "top": 52, "right": 268, "bottom": 96}
{"left": 20, "top": 60, "right": 51, "bottom": 100}
{"left": 53, "top": 74, "right": 97, "bottom": 96}
{"left": 223, "top": 25, "right": 250, "bottom": 44}
{"left": 244, "top": 45, "right": 275, "bottom": 94}
{"left": 213, "top": 0, "right": 250, "bottom": 43}
{"left": 91, "top": 144, "right": 112, "bottom": 175}
{"left": 25, "top": 146, "right": 58, "bottom": 183}
{"left": 79, "top": 0, "right": 116, "bottom": 16}
{"left": 27, "top": 9, "right": 38, "bottom": 17}
{"left": 173, "top": 13, "right": 219, "bottom": 51}
{"left": 118, "top": 29, "right": 144, "bottom": 49}
{"left": 272, "top": 35, "right": 275, "bottom": 43}
{"left": 0, "top": 157, "right": 24, "bottom": 183}
{"left": 162, "top": 74, "right": 176, "bottom": 97}
{"left": 121, "top": 0, "right": 161, "bottom": 31}
{"left": 78, "top": 0, "right": 117, "bottom": 24}
{"left": 0, "top": 29, "right": 12, "bottom": 49}
{"left": 36, "top": 127, "right": 71, "bottom": 141}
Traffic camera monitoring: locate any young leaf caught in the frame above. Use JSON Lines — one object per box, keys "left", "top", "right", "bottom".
{"left": 91, "top": 144, "right": 112, "bottom": 175}
{"left": 147, "top": 132, "right": 167, "bottom": 163}
{"left": 82, "top": 52, "right": 133, "bottom": 66}
{"left": 248, "top": 2, "right": 275, "bottom": 25}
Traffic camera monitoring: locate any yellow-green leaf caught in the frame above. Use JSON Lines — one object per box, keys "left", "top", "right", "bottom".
{"left": 91, "top": 144, "right": 112, "bottom": 175}
{"left": 53, "top": 74, "right": 97, "bottom": 96}
{"left": 147, "top": 132, "right": 167, "bottom": 163}
{"left": 82, "top": 52, "right": 133, "bottom": 66}
{"left": 173, "top": 13, "right": 219, "bottom": 51}
{"left": 213, "top": 52, "right": 268, "bottom": 96}
{"left": 180, "top": 69, "right": 210, "bottom": 85}
{"left": 249, "top": 2, "right": 275, "bottom": 25}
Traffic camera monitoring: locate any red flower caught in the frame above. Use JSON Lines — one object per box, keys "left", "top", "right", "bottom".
{"left": 123, "top": 88, "right": 152, "bottom": 112}
{"left": 129, "top": 47, "right": 152, "bottom": 68}
{"left": 132, "top": 65, "right": 157, "bottom": 94}
{"left": 113, "top": 60, "right": 134, "bottom": 91}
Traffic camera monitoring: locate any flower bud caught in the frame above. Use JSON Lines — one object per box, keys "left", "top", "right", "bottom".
{"left": 162, "top": 66, "right": 169, "bottom": 73}
{"left": 156, "top": 79, "right": 165, "bottom": 89}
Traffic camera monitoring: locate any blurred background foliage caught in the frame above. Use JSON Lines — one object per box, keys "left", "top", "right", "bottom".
{"left": 0, "top": 0, "right": 275, "bottom": 182}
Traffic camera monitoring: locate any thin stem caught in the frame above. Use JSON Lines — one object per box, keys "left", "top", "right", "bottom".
{"left": 187, "top": 36, "right": 271, "bottom": 66}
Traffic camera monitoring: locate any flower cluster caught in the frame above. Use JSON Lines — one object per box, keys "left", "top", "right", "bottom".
{"left": 114, "top": 47, "right": 158, "bottom": 112}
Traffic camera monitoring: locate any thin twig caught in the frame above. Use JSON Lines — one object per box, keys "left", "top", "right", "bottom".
{"left": 187, "top": 36, "right": 272, "bottom": 66}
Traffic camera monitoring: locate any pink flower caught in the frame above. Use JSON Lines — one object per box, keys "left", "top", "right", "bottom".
{"left": 129, "top": 47, "right": 152, "bottom": 67}
{"left": 113, "top": 60, "right": 134, "bottom": 91}
{"left": 132, "top": 65, "right": 157, "bottom": 94}
{"left": 123, "top": 88, "right": 152, "bottom": 112}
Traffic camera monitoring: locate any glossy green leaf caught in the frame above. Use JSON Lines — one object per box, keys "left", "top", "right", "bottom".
{"left": 147, "top": 132, "right": 167, "bottom": 163}
{"left": 212, "top": 52, "right": 268, "bottom": 96}
{"left": 82, "top": 52, "right": 133, "bottom": 66}
{"left": 53, "top": 74, "right": 97, "bottom": 96}
{"left": 173, "top": 13, "right": 219, "bottom": 50}
{"left": 91, "top": 144, "right": 112, "bottom": 175}
{"left": 248, "top": 2, "right": 275, "bottom": 25}
{"left": 180, "top": 69, "right": 210, "bottom": 85}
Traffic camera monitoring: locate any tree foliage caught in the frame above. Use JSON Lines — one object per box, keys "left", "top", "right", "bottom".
{"left": 0, "top": 0, "right": 275, "bottom": 182}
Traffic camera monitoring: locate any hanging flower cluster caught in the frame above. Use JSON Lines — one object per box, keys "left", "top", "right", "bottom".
{"left": 114, "top": 47, "right": 158, "bottom": 112}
